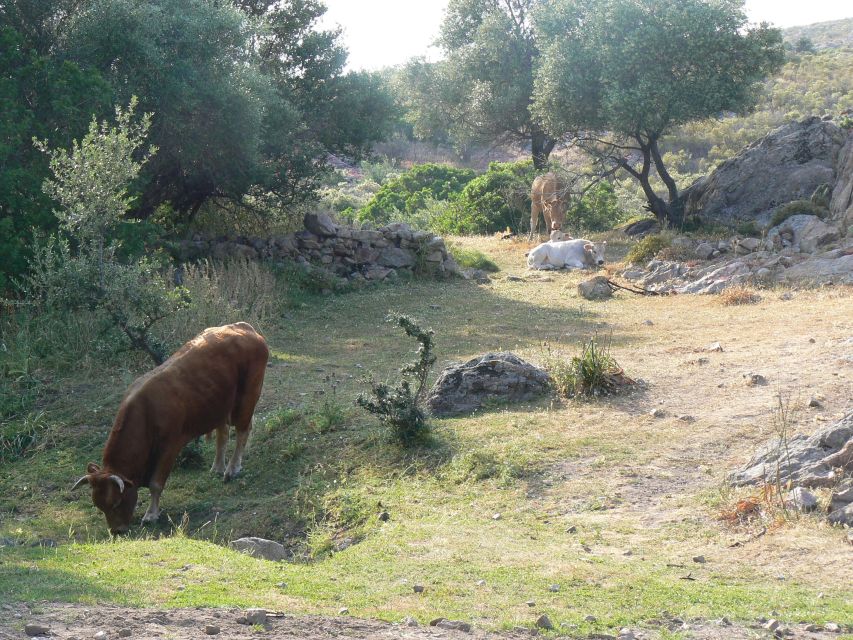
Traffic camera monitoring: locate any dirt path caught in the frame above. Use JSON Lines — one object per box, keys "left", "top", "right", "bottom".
{"left": 1, "top": 603, "right": 848, "bottom": 640}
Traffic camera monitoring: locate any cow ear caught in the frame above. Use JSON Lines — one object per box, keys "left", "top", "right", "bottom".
{"left": 87, "top": 462, "right": 101, "bottom": 474}
{"left": 584, "top": 243, "right": 594, "bottom": 251}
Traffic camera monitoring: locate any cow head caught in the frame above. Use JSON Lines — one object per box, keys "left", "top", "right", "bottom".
{"left": 72, "top": 463, "right": 137, "bottom": 534}
{"left": 583, "top": 241, "right": 607, "bottom": 267}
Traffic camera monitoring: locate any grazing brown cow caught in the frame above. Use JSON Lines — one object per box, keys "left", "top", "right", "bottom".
{"left": 530, "top": 172, "right": 568, "bottom": 238}
{"left": 72, "top": 322, "right": 269, "bottom": 534}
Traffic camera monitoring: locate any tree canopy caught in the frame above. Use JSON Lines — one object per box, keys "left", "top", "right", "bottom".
{"left": 403, "top": 0, "right": 559, "bottom": 169}
{"left": 532, "top": 0, "right": 785, "bottom": 224}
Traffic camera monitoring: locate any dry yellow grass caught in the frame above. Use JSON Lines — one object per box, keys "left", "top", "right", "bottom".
{"left": 719, "top": 284, "right": 762, "bottom": 305}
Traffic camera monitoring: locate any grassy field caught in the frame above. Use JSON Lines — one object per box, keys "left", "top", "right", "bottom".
{"left": 1, "top": 235, "right": 851, "bottom": 635}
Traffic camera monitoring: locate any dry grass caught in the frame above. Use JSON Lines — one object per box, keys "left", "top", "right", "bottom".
{"left": 719, "top": 284, "right": 762, "bottom": 305}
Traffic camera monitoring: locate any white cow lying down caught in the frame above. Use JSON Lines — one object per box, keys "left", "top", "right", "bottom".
{"left": 527, "top": 239, "right": 607, "bottom": 270}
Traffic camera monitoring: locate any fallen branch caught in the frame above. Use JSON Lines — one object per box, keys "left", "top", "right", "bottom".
{"left": 605, "top": 278, "right": 669, "bottom": 296}
{"left": 728, "top": 527, "right": 767, "bottom": 548}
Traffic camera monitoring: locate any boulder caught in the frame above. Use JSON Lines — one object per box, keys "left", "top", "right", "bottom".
{"left": 776, "top": 252, "right": 853, "bottom": 285}
{"left": 729, "top": 412, "right": 853, "bottom": 488}
{"left": 830, "top": 479, "right": 853, "bottom": 513}
{"left": 231, "top": 537, "right": 288, "bottom": 561}
{"left": 427, "top": 352, "right": 550, "bottom": 417}
{"left": 684, "top": 118, "right": 846, "bottom": 226}
{"left": 830, "top": 134, "right": 853, "bottom": 234}
{"left": 578, "top": 276, "right": 613, "bottom": 300}
{"left": 303, "top": 212, "right": 338, "bottom": 237}
{"left": 765, "top": 214, "right": 839, "bottom": 253}
{"left": 695, "top": 242, "right": 715, "bottom": 260}
{"left": 377, "top": 247, "right": 416, "bottom": 269}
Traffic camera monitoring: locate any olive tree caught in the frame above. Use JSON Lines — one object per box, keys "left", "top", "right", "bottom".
{"left": 532, "top": 0, "right": 785, "bottom": 225}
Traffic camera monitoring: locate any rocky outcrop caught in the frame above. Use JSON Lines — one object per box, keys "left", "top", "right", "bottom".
{"left": 831, "top": 135, "right": 853, "bottom": 234}
{"left": 684, "top": 118, "right": 847, "bottom": 226}
{"left": 427, "top": 353, "right": 550, "bottom": 417}
{"left": 172, "top": 214, "right": 462, "bottom": 284}
{"left": 764, "top": 214, "right": 840, "bottom": 253}
{"left": 729, "top": 412, "right": 853, "bottom": 488}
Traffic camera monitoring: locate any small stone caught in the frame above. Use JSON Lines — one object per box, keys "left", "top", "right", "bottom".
{"left": 94, "top": 632, "right": 109, "bottom": 640}
{"left": 25, "top": 624, "right": 50, "bottom": 637}
{"left": 402, "top": 616, "right": 419, "bottom": 627}
{"left": 786, "top": 487, "right": 818, "bottom": 512}
{"left": 623, "top": 549, "right": 633, "bottom": 556}
{"left": 548, "top": 584, "right": 560, "bottom": 592}
{"left": 764, "top": 619, "right": 780, "bottom": 631}
{"left": 584, "top": 615, "right": 598, "bottom": 623}
{"left": 433, "top": 619, "right": 472, "bottom": 632}
{"left": 743, "top": 372, "right": 766, "bottom": 386}
{"left": 618, "top": 628, "right": 636, "bottom": 640}
{"left": 718, "top": 617, "right": 731, "bottom": 626}
{"left": 204, "top": 625, "right": 221, "bottom": 635}
{"left": 692, "top": 555, "right": 706, "bottom": 563}
{"left": 492, "top": 513, "right": 502, "bottom": 520}
{"left": 526, "top": 600, "right": 536, "bottom": 607}
{"left": 118, "top": 631, "right": 131, "bottom": 639}
{"left": 804, "top": 624, "right": 821, "bottom": 632}
{"left": 237, "top": 608, "right": 267, "bottom": 625}
{"left": 780, "top": 292, "right": 793, "bottom": 300}
{"left": 378, "top": 511, "right": 390, "bottom": 522}
{"left": 650, "top": 408, "right": 665, "bottom": 418}
{"left": 535, "top": 614, "right": 554, "bottom": 630}
{"left": 276, "top": 582, "right": 286, "bottom": 588}
{"left": 643, "top": 320, "right": 654, "bottom": 326}
{"left": 476, "top": 579, "right": 486, "bottom": 586}
{"left": 825, "top": 623, "right": 840, "bottom": 632}
{"left": 413, "top": 584, "right": 425, "bottom": 593}
{"left": 705, "top": 342, "right": 724, "bottom": 352}
{"left": 807, "top": 397, "right": 821, "bottom": 408}
{"left": 566, "top": 525, "right": 577, "bottom": 533}
{"left": 338, "top": 607, "right": 349, "bottom": 615}
{"left": 678, "top": 414, "right": 696, "bottom": 422}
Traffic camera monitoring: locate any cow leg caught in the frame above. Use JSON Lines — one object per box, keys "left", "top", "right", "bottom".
{"left": 141, "top": 448, "right": 180, "bottom": 525}
{"left": 530, "top": 201, "right": 541, "bottom": 239}
{"left": 210, "top": 425, "right": 228, "bottom": 475}
{"left": 224, "top": 428, "right": 249, "bottom": 482}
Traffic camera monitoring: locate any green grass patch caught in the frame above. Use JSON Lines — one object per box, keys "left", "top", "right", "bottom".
{"left": 448, "top": 245, "right": 500, "bottom": 272}
{"left": 625, "top": 234, "right": 671, "bottom": 264}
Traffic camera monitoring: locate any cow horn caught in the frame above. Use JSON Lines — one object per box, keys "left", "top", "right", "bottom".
{"left": 109, "top": 475, "right": 125, "bottom": 493}
{"left": 71, "top": 475, "right": 90, "bottom": 491}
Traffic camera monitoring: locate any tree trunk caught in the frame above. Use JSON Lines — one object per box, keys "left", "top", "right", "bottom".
{"left": 649, "top": 138, "right": 683, "bottom": 226}
{"left": 531, "top": 129, "right": 556, "bottom": 170}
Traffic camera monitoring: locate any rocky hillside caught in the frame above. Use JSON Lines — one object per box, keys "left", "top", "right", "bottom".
{"left": 784, "top": 17, "right": 853, "bottom": 50}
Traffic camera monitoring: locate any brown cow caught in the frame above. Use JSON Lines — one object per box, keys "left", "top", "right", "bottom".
{"left": 72, "top": 322, "right": 269, "bottom": 534}
{"left": 530, "top": 172, "right": 568, "bottom": 238}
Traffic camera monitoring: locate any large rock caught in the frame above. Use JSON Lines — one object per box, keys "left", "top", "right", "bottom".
{"left": 730, "top": 412, "right": 853, "bottom": 488}
{"left": 578, "top": 276, "right": 613, "bottom": 300}
{"left": 427, "top": 352, "right": 550, "bottom": 417}
{"left": 231, "top": 537, "right": 288, "bottom": 561}
{"left": 303, "top": 212, "right": 338, "bottom": 237}
{"left": 765, "top": 214, "right": 840, "bottom": 253}
{"left": 377, "top": 246, "right": 416, "bottom": 268}
{"left": 831, "top": 134, "right": 853, "bottom": 234}
{"left": 685, "top": 118, "right": 847, "bottom": 226}
{"left": 776, "top": 250, "right": 853, "bottom": 285}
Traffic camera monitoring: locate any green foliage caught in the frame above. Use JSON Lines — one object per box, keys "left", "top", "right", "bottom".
{"left": 810, "top": 183, "right": 832, "bottom": 209}
{"left": 625, "top": 234, "right": 671, "bottom": 265}
{"left": 0, "top": 24, "right": 112, "bottom": 292}
{"left": 358, "top": 164, "right": 475, "bottom": 225}
{"left": 448, "top": 246, "right": 499, "bottom": 272}
{"left": 770, "top": 200, "right": 830, "bottom": 227}
{"left": 24, "top": 101, "right": 187, "bottom": 366}
{"left": 357, "top": 316, "right": 436, "bottom": 446}
{"left": 0, "top": 412, "right": 49, "bottom": 465}
{"left": 566, "top": 182, "right": 626, "bottom": 232}
{"left": 545, "top": 337, "right": 629, "bottom": 399}
{"left": 533, "top": 0, "right": 785, "bottom": 224}
{"left": 447, "top": 161, "right": 537, "bottom": 234}
{"left": 737, "top": 221, "right": 761, "bottom": 237}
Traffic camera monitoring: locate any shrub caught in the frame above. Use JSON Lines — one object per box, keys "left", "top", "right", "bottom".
{"left": 357, "top": 316, "right": 435, "bottom": 446}
{"left": 544, "top": 337, "right": 633, "bottom": 399}
{"left": 449, "top": 161, "right": 536, "bottom": 234}
{"left": 357, "top": 164, "right": 475, "bottom": 225}
{"left": 625, "top": 234, "right": 671, "bottom": 264}
{"left": 770, "top": 199, "right": 829, "bottom": 227}
{"left": 737, "top": 220, "right": 760, "bottom": 236}
{"left": 719, "top": 285, "right": 761, "bottom": 305}
{"left": 565, "top": 182, "right": 626, "bottom": 232}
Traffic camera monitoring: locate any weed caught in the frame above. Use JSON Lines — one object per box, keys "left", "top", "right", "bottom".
{"left": 311, "top": 375, "right": 348, "bottom": 433}
{"left": 544, "top": 337, "right": 633, "bottom": 399}
{"left": 718, "top": 285, "right": 761, "bottom": 305}
{"left": 737, "top": 220, "right": 760, "bottom": 236}
{"left": 0, "top": 412, "right": 49, "bottom": 464}
{"left": 357, "top": 315, "right": 435, "bottom": 446}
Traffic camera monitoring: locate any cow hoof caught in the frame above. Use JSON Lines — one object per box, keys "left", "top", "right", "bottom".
{"left": 141, "top": 513, "right": 160, "bottom": 525}
{"left": 211, "top": 464, "right": 226, "bottom": 475}
{"left": 223, "top": 468, "right": 241, "bottom": 482}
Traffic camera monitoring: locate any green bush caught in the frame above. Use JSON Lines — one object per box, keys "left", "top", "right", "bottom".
{"left": 565, "top": 182, "right": 626, "bottom": 232}
{"left": 770, "top": 200, "right": 829, "bottom": 227}
{"left": 736, "top": 220, "right": 761, "bottom": 236}
{"left": 448, "top": 161, "right": 537, "bottom": 234}
{"left": 357, "top": 316, "right": 435, "bottom": 446}
{"left": 358, "top": 163, "right": 475, "bottom": 225}
{"left": 625, "top": 234, "right": 672, "bottom": 264}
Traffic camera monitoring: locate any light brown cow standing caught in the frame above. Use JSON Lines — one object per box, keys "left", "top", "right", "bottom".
{"left": 530, "top": 172, "right": 568, "bottom": 238}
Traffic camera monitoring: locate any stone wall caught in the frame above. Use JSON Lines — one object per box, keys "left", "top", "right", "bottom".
{"left": 172, "top": 213, "right": 462, "bottom": 284}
